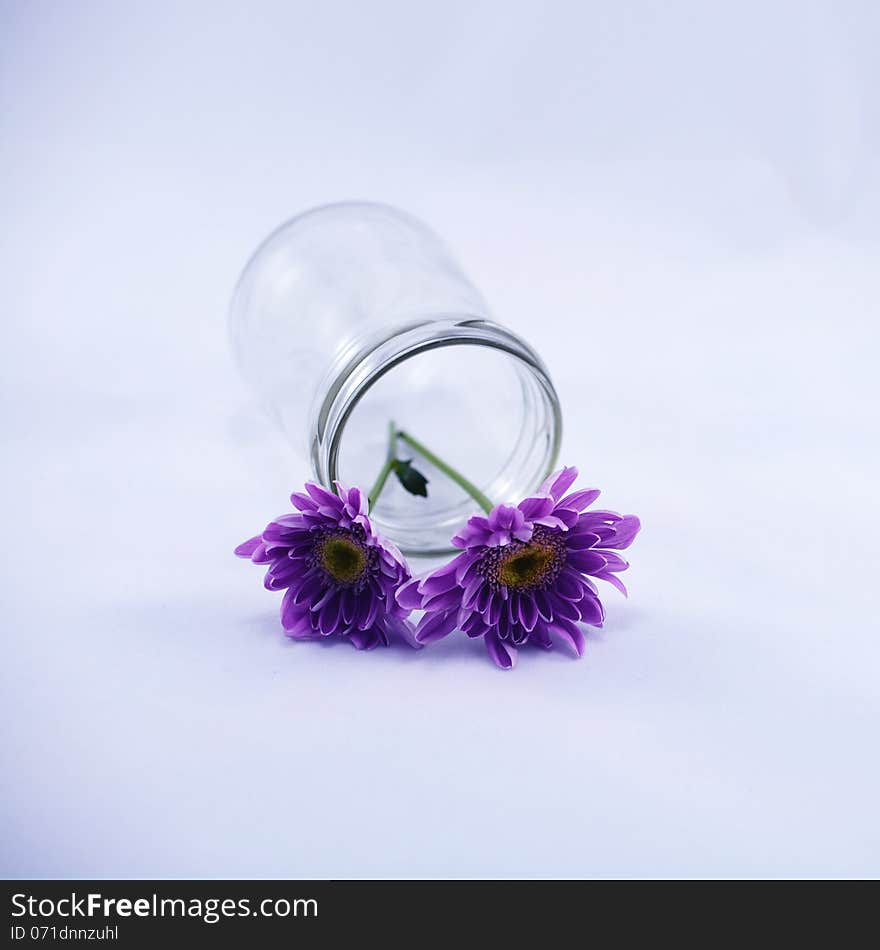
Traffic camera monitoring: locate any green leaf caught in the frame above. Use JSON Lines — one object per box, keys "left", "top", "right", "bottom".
{"left": 393, "top": 459, "right": 429, "bottom": 498}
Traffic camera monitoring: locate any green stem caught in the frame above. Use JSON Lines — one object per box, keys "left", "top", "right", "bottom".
{"left": 367, "top": 420, "right": 398, "bottom": 511}
{"left": 397, "top": 429, "right": 493, "bottom": 514}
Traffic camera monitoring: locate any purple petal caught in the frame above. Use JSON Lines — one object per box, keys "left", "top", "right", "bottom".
{"left": 309, "top": 583, "right": 338, "bottom": 612}
{"left": 597, "top": 551, "right": 629, "bottom": 573}
{"left": 262, "top": 521, "right": 302, "bottom": 543}
{"left": 264, "top": 572, "right": 291, "bottom": 592}
{"left": 488, "top": 504, "right": 525, "bottom": 532}
{"left": 379, "top": 536, "right": 407, "bottom": 568}
{"left": 486, "top": 592, "right": 503, "bottom": 626}
{"left": 455, "top": 554, "right": 481, "bottom": 584}
{"left": 378, "top": 552, "right": 401, "bottom": 580}
{"left": 550, "top": 593, "right": 581, "bottom": 623}
{"left": 337, "top": 481, "right": 366, "bottom": 517}
{"left": 462, "top": 572, "right": 486, "bottom": 609}
{"left": 539, "top": 466, "right": 578, "bottom": 501}
{"left": 578, "top": 593, "right": 605, "bottom": 626}
{"left": 517, "top": 494, "right": 554, "bottom": 520}
{"left": 534, "top": 588, "right": 554, "bottom": 622}
{"left": 530, "top": 513, "right": 572, "bottom": 531}
{"left": 422, "top": 586, "right": 463, "bottom": 612}
{"left": 452, "top": 515, "right": 493, "bottom": 549}
{"left": 286, "top": 627, "right": 322, "bottom": 641}
{"left": 510, "top": 620, "right": 530, "bottom": 645}
{"left": 356, "top": 594, "right": 380, "bottom": 630}
{"left": 339, "top": 588, "right": 356, "bottom": 627}
{"left": 348, "top": 627, "right": 382, "bottom": 650}
{"left": 496, "top": 609, "right": 513, "bottom": 641}
{"left": 298, "top": 509, "right": 331, "bottom": 526}
{"left": 554, "top": 569, "right": 586, "bottom": 601}
{"left": 317, "top": 591, "right": 343, "bottom": 634}
{"left": 251, "top": 543, "right": 273, "bottom": 564}
{"left": 461, "top": 613, "right": 488, "bottom": 638}
{"left": 565, "top": 531, "right": 602, "bottom": 551}
{"left": 551, "top": 619, "right": 585, "bottom": 658}
{"left": 290, "top": 491, "right": 318, "bottom": 512}
{"left": 305, "top": 482, "right": 343, "bottom": 509}
{"left": 535, "top": 509, "right": 577, "bottom": 530}
{"left": 566, "top": 549, "right": 608, "bottom": 575}
{"left": 530, "top": 624, "right": 553, "bottom": 649}
{"left": 595, "top": 570, "right": 628, "bottom": 596}
{"left": 293, "top": 573, "right": 325, "bottom": 606}
{"left": 488, "top": 530, "right": 512, "bottom": 547}
{"left": 576, "top": 510, "right": 623, "bottom": 531}
{"left": 517, "top": 594, "right": 539, "bottom": 632}
{"left": 485, "top": 630, "right": 517, "bottom": 669}
{"left": 557, "top": 488, "right": 601, "bottom": 512}
{"left": 396, "top": 577, "right": 426, "bottom": 610}
{"left": 608, "top": 515, "right": 641, "bottom": 550}
{"left": 281, "top": 588, "right": 311, "bottom": 634}
{"left": 505, "top": 591, "right": 518, "bottom": 624}
{"left": 420, "top": 568, "right": 461, "bottom": 597}
{"left": 265, "top": 557, "right": 309, "bottom": 589}
{"left": 475, "top": 583, "right": 493, "bottom": 614}
{"left": 415, "top": 609, "right": 459, "bottom": 644}
{"left": 234, "top": 535, "right": 262, "bottom": 558}
{"left": 271, "top": 513, "right": 306, "bottom": 527}
{"left": 352, "top": 513, "right": 372, "bottom": 534}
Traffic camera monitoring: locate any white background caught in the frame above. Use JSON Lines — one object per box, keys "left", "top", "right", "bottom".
{"left": 2, "top": 0, "right": 879, "bottom": 877}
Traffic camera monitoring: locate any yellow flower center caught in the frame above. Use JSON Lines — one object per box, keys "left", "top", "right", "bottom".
{"left": 497, "top": 544, "right": 556, "bottom": 590}
{"left": 320, "top": 535, "right": 367, "bottom": 584}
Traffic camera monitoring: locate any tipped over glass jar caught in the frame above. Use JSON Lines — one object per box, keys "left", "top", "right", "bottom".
{"left": 229, "top": 202, "right": 561, "bottom": 555}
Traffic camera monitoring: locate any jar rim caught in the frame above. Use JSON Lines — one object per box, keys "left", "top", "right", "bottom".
{"left": 310, "top": 315, "right": 562, "bottom": 556}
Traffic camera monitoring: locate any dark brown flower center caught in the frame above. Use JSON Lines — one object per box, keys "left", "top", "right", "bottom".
{"left": 319, "top": 535, "right": 367, "bottom": 584}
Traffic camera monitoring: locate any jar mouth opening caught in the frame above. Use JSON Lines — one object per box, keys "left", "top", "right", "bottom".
{"left": 310, "top": 317, "right": 562, "bottom": 557}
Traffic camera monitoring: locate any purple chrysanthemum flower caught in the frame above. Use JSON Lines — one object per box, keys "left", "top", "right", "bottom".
{"left": 235, "top": 481, "right": 417, "bottom": 650}
{"left": 397, "top": 467, "right": 640, "bottom": 669}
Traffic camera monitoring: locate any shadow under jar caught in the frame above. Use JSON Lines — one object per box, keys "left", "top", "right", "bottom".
{"left": 229, "top": 202, "right": 561, "bottom": 556}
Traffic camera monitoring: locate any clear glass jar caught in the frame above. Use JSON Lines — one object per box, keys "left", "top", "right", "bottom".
{"left": 229, "top": 202, "right": 561, "bottom": 555}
